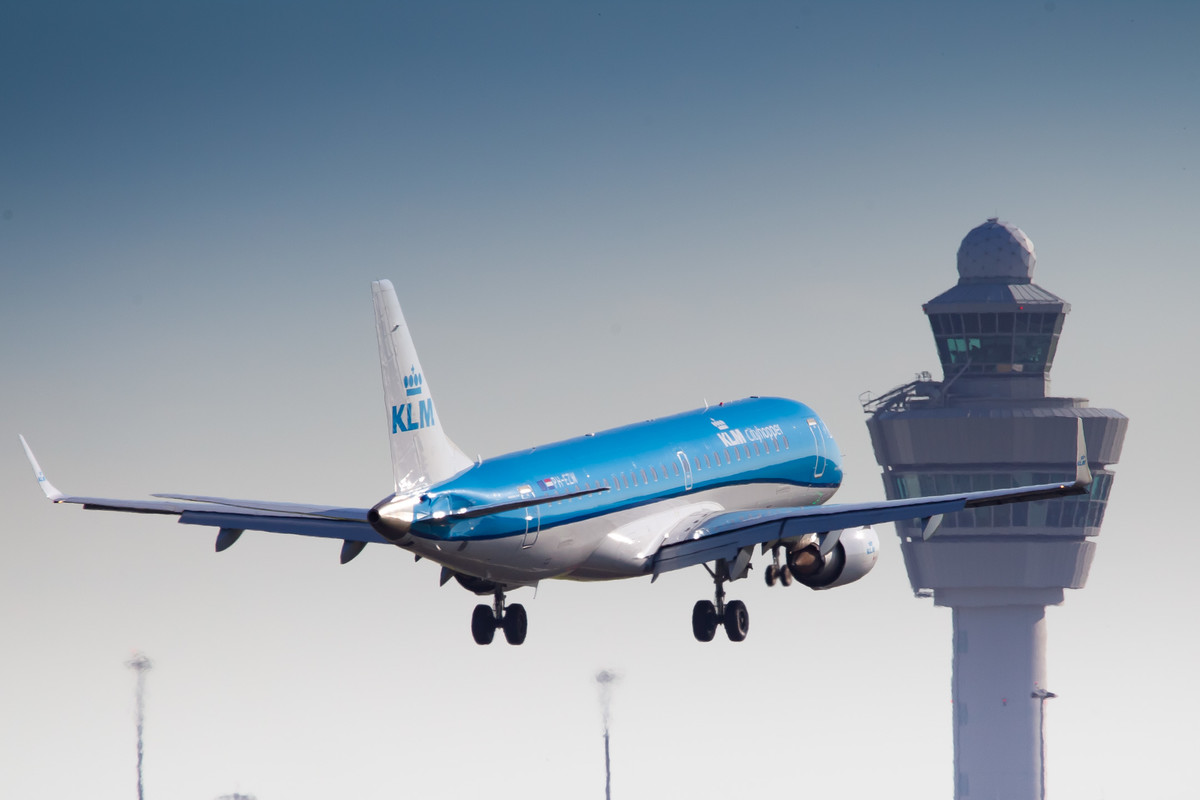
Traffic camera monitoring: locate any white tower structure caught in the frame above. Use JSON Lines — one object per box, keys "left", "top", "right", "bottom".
{"left": 863, "top": 219, "right": 1127, "bottom": 798}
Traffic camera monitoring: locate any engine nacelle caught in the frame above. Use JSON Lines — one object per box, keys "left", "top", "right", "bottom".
{"left": 795, "top": 526, "right": 879, "bottom": 589}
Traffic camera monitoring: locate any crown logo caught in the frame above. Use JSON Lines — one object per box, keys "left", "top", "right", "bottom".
{"left": 403, "top": 366, "right": 424, "bottom": 397}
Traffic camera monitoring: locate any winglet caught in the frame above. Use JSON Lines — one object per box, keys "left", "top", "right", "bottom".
{"left": 1074, "top": 418, "right": 1093, "bottom": 490}
{"left": 19, "top": 435, "right": 64, "bottom": 501}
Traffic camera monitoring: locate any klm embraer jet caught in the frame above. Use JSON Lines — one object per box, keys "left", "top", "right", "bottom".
{"left": 21, "top": 280, "right": 1092, "bottom": 645}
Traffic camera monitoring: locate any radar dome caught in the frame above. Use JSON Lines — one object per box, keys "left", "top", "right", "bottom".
{"left": 956, "top": 218, "right": 1036, "bottom": 283}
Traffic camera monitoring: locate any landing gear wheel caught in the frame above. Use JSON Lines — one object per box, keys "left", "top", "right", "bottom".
{"left": 471, "top": 604, "right": 496, "bottom": 645}
{"left": 723, "top": 599, "right": 750, "bottom": 642}
{"left": 779, "top": 565, "right": 793, "bottom": 587}
{"left": 765, "top": 565, "right": 778, "bottom": 587}
{"left": 692, "top": 600, "right": 718, "bottom": 642}
{"left": 503, "top": 603, "right": 528, "bottom": 645}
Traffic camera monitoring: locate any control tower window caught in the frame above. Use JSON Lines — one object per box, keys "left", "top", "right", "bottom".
{"left": 929, "top": 311, "right": 1064, "bottom": 374}
{"left": 1013, "top": 335, "right": 1052, "bottom": 366}
{"left": 889, "top": 472, "right": 1113, "bottom": 531}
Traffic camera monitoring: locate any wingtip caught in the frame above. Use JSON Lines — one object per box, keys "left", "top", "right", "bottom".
{"left": 1074, "top": 418, "right": 1093, "bottom": 490}
{"left": 19, "top": 434, "right": 64, "bottom": 501}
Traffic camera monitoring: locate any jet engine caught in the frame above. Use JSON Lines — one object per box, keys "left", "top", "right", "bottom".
{"left": 792, "top": 526, "right": 879, "bottom": 589}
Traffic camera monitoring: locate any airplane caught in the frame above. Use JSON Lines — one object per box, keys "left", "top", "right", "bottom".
{"left": 20, "top": 280, "right": 1093, "bottom": 645}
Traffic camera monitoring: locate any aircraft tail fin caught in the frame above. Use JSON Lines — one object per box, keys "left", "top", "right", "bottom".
{"left": 372, "top": 280, "right": 472, "bottom": 496}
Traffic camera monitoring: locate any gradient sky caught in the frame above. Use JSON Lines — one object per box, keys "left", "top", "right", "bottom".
{"left": 3, "top": 2, "right": 1197, "bottom": 798}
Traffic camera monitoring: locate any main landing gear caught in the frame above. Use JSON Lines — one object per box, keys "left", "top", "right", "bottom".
{"left": 764, "top": 543, "right": 820, "bottom": 587}
{"left": 471, "top": 589, "right": 528, "bottom": 646}
{"left": 692, "top": 561, "right": 750, "bottom": 643}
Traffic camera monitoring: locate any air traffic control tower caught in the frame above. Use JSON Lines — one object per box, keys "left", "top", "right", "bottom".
{"left": 862, "top": 219, "right": 1127, "bottom": 799}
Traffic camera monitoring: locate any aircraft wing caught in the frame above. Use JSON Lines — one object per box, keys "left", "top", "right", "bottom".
{"left": 650, "top": 439, "right": 1093, "bottom": 578}
{"left": 19, "top": 437, "right": 388, "bottom": 558}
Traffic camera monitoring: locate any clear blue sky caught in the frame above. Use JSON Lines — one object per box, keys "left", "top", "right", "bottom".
{"left": 3, "top": 2, "right": 1196, "bottom": 798}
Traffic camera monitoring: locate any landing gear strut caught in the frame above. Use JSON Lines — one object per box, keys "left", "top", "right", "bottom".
{"left": 692, "top": 561, "right": 750, "bottom": 643}
{"left": 472, "top": 589, "right": 527, "bottom": 645}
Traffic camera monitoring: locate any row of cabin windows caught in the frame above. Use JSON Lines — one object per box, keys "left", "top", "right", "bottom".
{"left": 928, "top": 312, "right": 1063, "bottom": 337}
{"left": 891, "top": 472, "right": 1113, "bottom": 530}
{"left": 693, "top": 434, "right": 790, "bottom": 472}
{"left": 560, "top": 434, "right": 792, "bottom": 496}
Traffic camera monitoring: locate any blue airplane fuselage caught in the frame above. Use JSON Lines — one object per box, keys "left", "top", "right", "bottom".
{"left": 380, "top": 397, "right": 844, "bottom": 584}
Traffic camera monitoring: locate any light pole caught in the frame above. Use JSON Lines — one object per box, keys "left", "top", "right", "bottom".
{"left": 596, "top": 670, "right": 618, "bottom": 800}
{"left": 126, "top": 652, "right": 153, "bottom": 800}
{"left": 1032, "top": 687, "right": 1057, "bottom": 800}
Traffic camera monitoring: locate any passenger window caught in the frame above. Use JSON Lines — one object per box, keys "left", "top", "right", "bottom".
{"left": 621, "top": 474, "right": 629, "bottom": 489}
{"left": 631, "top": 472, "right": 638, "bottom": 487}
{"left": 651, "top": 467, "right": 659, "bottom": 481}
{"left": 781, "top": 435, "right": 790, "bottom": 450}
{"left": 753, "top": 442, "right": 761, "bottom": 456}
{"left": 672, "top": 462, "right": 680, "bottom": 477}
{"left": 742, "top": 446, "right": 750, "bottom": 459}
{"left": 640, "top": 469, "right": 648, "bottom": 484}
{"left": 733, "top": 447, "right": 740, "bottom": 461}
{"left": 694, "top": 457, "right": 702, "bottom": 470}
{"left": 704, "top": 454, "right": 712, "bottom": 469}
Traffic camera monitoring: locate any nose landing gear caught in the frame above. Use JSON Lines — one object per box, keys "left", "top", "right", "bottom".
{"left": 471, "top": 589, "right": 527, "bottom": 645}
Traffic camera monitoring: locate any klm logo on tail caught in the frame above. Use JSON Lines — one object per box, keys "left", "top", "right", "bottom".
{"left": 393, "top": 400, "right": 435, "bottom": 433}
{"left": 394, "top": 367, "right": 435, "bottom": 432}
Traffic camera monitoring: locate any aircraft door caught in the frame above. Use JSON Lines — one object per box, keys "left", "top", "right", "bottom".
{"left": 807, "top": 418, "right": 827, "bottom": 479}
{"left": 677, "top": 451, "right": 693, "bottom": 491}
{"left": 522, "top": 506, "right": 541, "bottom": 549}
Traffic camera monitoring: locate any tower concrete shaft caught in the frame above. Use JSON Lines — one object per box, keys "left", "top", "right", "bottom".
{"left": 949, "top": 594, "right": 1048, "bottom": 798}
{"left": 864, "top": 219, "right": 1126, "bottom": 799}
